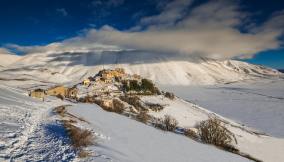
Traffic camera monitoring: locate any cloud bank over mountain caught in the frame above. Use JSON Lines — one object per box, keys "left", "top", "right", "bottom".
{"left": 6, "top": 0, "right": 284, "bottom": 59}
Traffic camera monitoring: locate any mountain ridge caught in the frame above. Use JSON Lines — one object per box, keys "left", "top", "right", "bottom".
{"left": 0, "top": 51, "right": 282, "bottom": 86}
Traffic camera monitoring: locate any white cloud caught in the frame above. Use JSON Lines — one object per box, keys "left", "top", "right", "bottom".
{"left": 139, "top": 0, "right": 194, "bottom": 28}
{"left": 6, "top": 0, "right": 284, "bottom": 60}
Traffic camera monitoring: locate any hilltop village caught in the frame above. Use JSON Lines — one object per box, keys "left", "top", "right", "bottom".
{"left": 29, "top": 68, "right": 174, "bottom": 113}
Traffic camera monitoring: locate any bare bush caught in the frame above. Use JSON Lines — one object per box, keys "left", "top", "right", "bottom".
{"left": 145, "top": 102, "right": 164, "bottom": 112}
{"left": 136, "top": 111, "right": 150, "bottom": 123}
{"left": 164, "top": 92, "right": 175, "bottom": 100}
{"left": 120, "top": 95, "right": 145, "bottom": 110}
{"left": 163, "top": 115, "right": 178, "bottom": 131}
{"left": 184, "top": 128, "right": 198, "bottom": 139}
{"left": 197, "top": 117, "right": 237, "bottom": 151}
{"left": 112, "top": 99, "right": 125, "bottom": 114}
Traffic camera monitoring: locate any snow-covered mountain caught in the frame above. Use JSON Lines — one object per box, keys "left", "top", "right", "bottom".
{"left": 0, "top": 50, "right": 281, "bottom": 86}
{"left": 0, "top": 53, "right": 21, "bottom": 67}
{"left": 1, "top": 51, "right": 283, "bottom": 162}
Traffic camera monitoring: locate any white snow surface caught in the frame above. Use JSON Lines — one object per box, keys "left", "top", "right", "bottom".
{"left": 160, "top": 78, "right": 284, "bottom": 137}
{"left": 140, "top": 95, "right": 284, "bottom": 162}
{"left": 0, "top": 84, "right": 251, "bottom": 162}
{"left": 67, "top": 103, "right": 249, "bottom": 162}
{"left": 0, "top": 85, "right": 76, "bottom": 161}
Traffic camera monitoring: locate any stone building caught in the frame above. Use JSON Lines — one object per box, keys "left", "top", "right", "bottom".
{"left": 29, "top": 89, "right": 46, "bottom": 99}
{"left": 46, "top": 86, "right": 68, "bottom": 97}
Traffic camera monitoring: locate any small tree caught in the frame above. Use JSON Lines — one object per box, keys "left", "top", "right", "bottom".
{"left": 197, "top": 117, "right": 237, "bottom": 150}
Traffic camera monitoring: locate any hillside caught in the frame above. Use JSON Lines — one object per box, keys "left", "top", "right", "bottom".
{"left": 0, "top": 50, "right": 281, "bottom": 87}
{"left": 23, "top": 69, "right": 284, "bottom": 162}
{"left": 0, "top": 53, "right": 21, "bottom": 67}
{"left": 0, "top": 84, "right": 252, "bottom": 162}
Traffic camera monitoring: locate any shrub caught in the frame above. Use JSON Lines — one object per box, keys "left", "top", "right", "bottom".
{"left": 152, "top": 118, "right": 165, "bottom": 131}
{"left": 197, "top": 117, "right": 237, "bottom": 150}
{"left": 163, "top": 115, "right": 178, "bottom": 131}
{"left": 122, "top": 79, "right": 160, "bottom": 95}
{"left": 184, "top": 128, "right": 198, "bottom": 139}
{"left": 120, "top": 95, "right": 145, "bottom": 110}
{"left": 79, "top": 95, "right": 95, "bottom": 103}
{"left": 112, "top": 99, "right": 125, "bottom": 114}
{"left": 165, "top": 92, "right": 175, "bottom": 100}
{"left": 123, "top": 80, "right": 140, "bottom": 92}
{"left": 136, "top": 111, "right": 150, "bottom": 123}
{"left": 145, "top": 102, "right": 164, "bottom": 112}
{"left": 141, "top": 79, "right": 155, "bottom": 93}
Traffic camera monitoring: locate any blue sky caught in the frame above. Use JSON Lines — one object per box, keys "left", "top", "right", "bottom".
{"left": 0, "top": 0, "right": 284, "bottom": 69}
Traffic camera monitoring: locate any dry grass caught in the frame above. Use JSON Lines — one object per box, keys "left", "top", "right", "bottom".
{"left": 53, "top": 106, "right": 67, "bottom": 117}
{"left": 63, "top": 121, "right": 94, "bottom": 149}
{"left": 197, "top": 117, "right": 237, "bottom": 151}
{"left": 78, "top": 150, "right": 92, "bottom": 158}
{"left": 53, "top": 105, "right": 95, "bottom": 158}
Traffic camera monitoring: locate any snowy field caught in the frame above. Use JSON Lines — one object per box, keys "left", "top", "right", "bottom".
{"left": 160, "top": 78, "right": 284, "bottom": 137}
{"left": 67, "top": 104, "right": 250, "bottom": 162}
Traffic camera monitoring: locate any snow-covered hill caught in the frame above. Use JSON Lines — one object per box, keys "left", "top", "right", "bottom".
{"left": 0, "top": 53, "right": 21, "bottom": 67}
{"left": 0, "top": 50, "right": 281, "bottom": 86}
{"left": 0, "top": 84, "right": 250, "bottom": 162}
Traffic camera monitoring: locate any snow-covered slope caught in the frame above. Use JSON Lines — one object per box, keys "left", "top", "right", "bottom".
{"left": 161, "top": 79, "right": 284, "bottom": 138}
{"left": 0, "top": 84, "right": 250, "bottom": 162}
{"left": 0, "top": 85, "right": 75, "bottom": 161}
{"left": 0, "top": 53, "right": 21, "bottom": 67}
{"left": 141, "top": 95, "right": 284, "bottom": 162}
{"left": 0, "top": 50, "right": 281, "bottom": 86}
{"left": 67, "top": 104, "right": 249, "bottom": 162}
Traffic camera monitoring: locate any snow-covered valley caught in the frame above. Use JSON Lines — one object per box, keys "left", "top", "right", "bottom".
{"left": 160, "top": 78, "right": 284, "bottom": 137}
{"left": 0, "top": 51, "right": 284, "bottom": 162}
